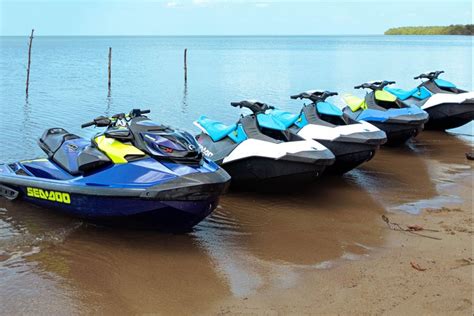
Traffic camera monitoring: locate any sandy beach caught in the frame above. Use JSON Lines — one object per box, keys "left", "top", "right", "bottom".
{"left": 212, "top": 174, "right": 473, "bottom": 315}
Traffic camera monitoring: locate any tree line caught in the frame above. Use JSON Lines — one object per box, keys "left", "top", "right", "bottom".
{"left": 385, "top": 24, "right": 474, "bottom": 35}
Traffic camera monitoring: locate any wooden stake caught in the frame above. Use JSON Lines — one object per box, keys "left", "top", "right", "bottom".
{"left": 108, "top": 47, "right": 112, "bottom": 93}
{"left": 25, "top": 29, "right": 34, "bottom": 97}
{"left": 184, "top": 48, "right": 188, "bottom": 82}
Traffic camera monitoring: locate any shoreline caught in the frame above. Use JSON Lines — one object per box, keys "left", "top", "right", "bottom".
{"left": 210, "top": 164, "right": 473, "bottom": 315}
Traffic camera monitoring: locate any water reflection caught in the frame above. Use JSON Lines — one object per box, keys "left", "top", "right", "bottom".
{"left": 0, "top": 200, "right": 229, "bottom": 314}
{"left": 105, "top": 94, "right": 113, "bottom": 117}
{"left": 193, "top": 176, "right": 385, "bottom": 296}
{"left": 354, "top": 132, "right": 472, "bottom": 213}
{"left": 181, "top": 80, "right": 189, "bottom": 113}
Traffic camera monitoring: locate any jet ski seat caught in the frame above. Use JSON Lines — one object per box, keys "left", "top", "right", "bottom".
{"left": 316, "top": 102, "right": 343, "bottom": 116}
{"left": 196, "top": 116, "right": 237, "bottom": 142}
{"left": 385, "top": 87, "right": 432, "bottom": 101}
{"left": 39, "top": 128, "right": 80, "bottom": 157}
{"left": 342, "top": 94, "right": 367, "bottom": 112}
{"left": 434, "top": 78, "right": 456, "bottom": 89}
{"left": 38, "top": 128, "right": 111, "bottom": 175}
{"left": 256, "top": 114, "right": 288, "bottom": 131}
{"left": 267, "top": 110, "right": 300, "bottom": 128}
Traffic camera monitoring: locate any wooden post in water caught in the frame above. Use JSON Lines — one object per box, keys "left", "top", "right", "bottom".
{"left": 108, "top": 47, "right": 112, "bottom": 94}
{"left": 25, "top": 29, "right": 34, "bottom": 97}
{"left": 184, "top": 48, "right": 188, "bottom": 82}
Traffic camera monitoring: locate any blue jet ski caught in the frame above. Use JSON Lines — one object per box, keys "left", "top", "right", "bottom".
{"left": 384, "top": 71, "right": 474, "bottom": 130}
{"left": 342, "top": 81, "right": 429, "bottom": 146}
{"left": 0, "top": 109, "right": 230, "bottom": 232}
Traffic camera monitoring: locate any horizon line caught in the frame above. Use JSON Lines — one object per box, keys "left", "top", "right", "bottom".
{"left": 0, "top": 34, "right": 388, "bottom": 37}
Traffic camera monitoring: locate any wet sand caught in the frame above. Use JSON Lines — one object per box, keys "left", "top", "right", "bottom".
{"left": 0, "top": 130, "right": 472, "bottom": 315}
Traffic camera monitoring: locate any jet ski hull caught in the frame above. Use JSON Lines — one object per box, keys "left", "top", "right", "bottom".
{"left": 423, "top": 101, "right": 474, "bottom": 130}
{"left": 368, "top": 121, "right": 424, "bottom": 146}
{"left": 0, "top": 162, "right": 230, "bottom": 232}
{"left": 222, "top": 156, "right": 331, "bottom": 190}
{"left": 317, "top": 140, "right": 379, "bottom": 175}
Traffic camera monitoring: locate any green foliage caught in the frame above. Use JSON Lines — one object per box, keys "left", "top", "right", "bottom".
{"left": 385, "top": 25, "right": 474, "bottom": 35}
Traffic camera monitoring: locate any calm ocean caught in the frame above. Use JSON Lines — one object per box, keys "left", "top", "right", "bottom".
{"left": 0, "top": 35, "right": 472, "bottom": 161}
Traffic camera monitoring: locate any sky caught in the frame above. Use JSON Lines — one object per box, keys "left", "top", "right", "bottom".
{"left": 0, "top": 0, "right": 472, "bottom": 36}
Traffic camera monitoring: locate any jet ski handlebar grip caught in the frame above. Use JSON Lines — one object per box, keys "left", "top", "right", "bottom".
{"left": 230, "top": 102, "right": 242, "bottom": 107}
{"left": 141, "top": 109, "right": 151, "bottom": 114}
{"left": 354, "top": 85, "right": 363, "bottom": 89}
{"left": 290, "top": 95, "right": 300, "bottom": 99}
{"left": 81, "top": 121, "right": 95, "bottom": 128}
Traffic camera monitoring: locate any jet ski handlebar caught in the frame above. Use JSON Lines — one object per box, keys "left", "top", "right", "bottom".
{"left": 290, "top": 91, "right": 338, "bottom": 102}
{"left": 354, "top": 81, "right": 395, "bottom": 90}
{"left": 81, "top": 109, "right": 151, "bottom": 128}
{"left": 414, "top": 70, "right": 444, "bottom": 80}
{"left": 231, "top": 101, "right": 275, "bottom": 114}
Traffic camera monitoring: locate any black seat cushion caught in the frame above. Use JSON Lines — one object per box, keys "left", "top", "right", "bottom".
{"left": 38, "top": 128, "right": 80, "bottom": 157}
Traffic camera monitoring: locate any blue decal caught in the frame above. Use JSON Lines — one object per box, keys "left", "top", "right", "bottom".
{"left": 412, "top": 86, "right": 432, "bottom": 100}
{"left": 228, "top": 124, "right": 248, "bottom": 143}
{"left": 294, "top": 112, "right": 308, "bottom": 128}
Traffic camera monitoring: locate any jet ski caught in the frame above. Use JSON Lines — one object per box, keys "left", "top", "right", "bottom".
{"left": 0, "top": 109, "right": 230, "bottom": 232}
{"left": 384, "top": 71, "right": 474, "bottom": 130}
{"left": 194, "top": 101, "right": 335, "bottom": 189}
{"left": 266, "top": 90, "right": 387, "bottom": 175}
{"left": 342, "top": 81, "right": 429, "bottom": 146}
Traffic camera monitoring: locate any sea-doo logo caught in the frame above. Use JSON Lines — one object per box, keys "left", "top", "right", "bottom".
{"left": 198, "top": 144, "right": 214, "bottom": 157}
{"left": 26, "top": 187, "right": 71, "bottom": 204}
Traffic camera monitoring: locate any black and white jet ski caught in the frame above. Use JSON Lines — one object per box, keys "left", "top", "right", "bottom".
{"left": 266, "top": 90, "right": 387, "bottom": 174}
{"left": 342, "top": 81, "right": 429, "bottom": 146}
{"left": 194, "top": 101, "right": 335, "bottom": 189}
{"left": 385, "top": 71, "right": 474, "bottom": 130}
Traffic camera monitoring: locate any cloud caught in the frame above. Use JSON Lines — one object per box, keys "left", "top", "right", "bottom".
{"left": 166, "top": 1, "right": 178, "bottom": 7}
{"left": 255, "top": 2, "right": 269, "bottom": 8}
{"left": 192, "top": 0, "right": 210, "bottom": 5}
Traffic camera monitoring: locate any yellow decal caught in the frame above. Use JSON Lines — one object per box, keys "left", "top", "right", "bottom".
{"left": 26, "top": 187, "right": 71, "bottom": 204}
{"left": 94, "top": 135, "right": 145, "bottom": 164}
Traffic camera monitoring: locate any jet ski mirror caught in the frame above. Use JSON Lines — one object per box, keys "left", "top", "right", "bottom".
{"left": 414, "top": 70, "right": 444, "bottom": 80}
{"left": 354, "top": 81, "right": 395, "bottom": 91}
{"left": 230, "top": 101, "right": 275, "bottom": 114}
{"left": 291, "top": 90, "right": 338, "bottom": 102}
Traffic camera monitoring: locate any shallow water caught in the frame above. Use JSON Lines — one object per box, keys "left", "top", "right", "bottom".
{"left": 0, "top": 36, "right": 473, "bottom": 313}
